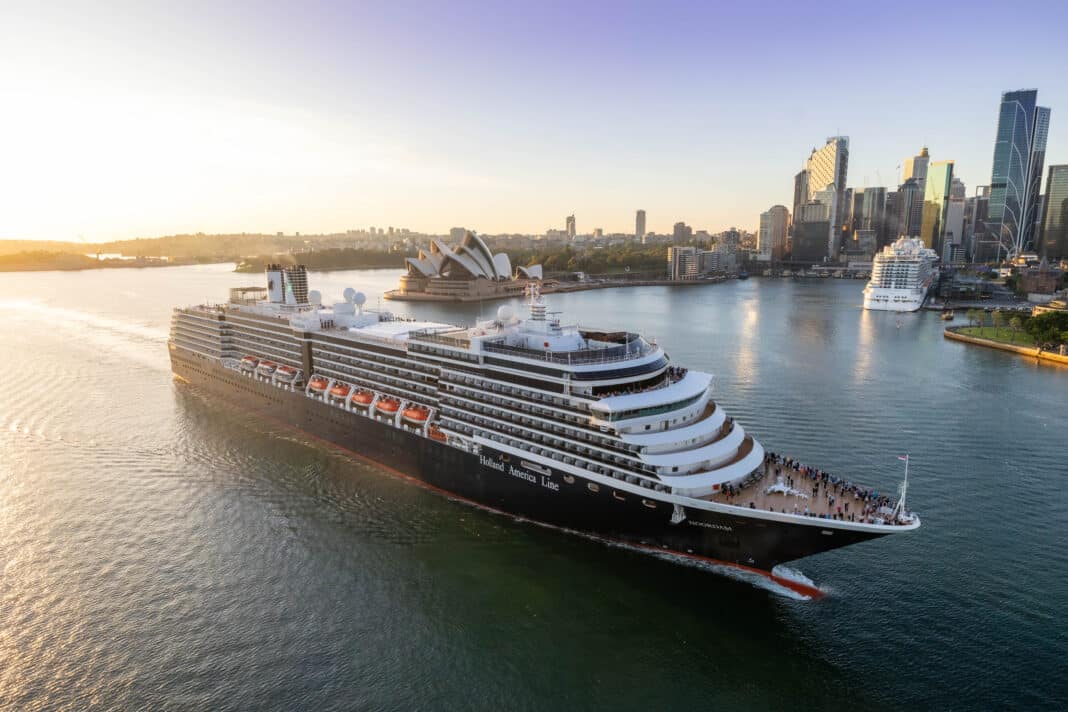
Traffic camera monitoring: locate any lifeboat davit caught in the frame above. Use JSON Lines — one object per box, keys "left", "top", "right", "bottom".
{"left": 275, "top": 365, "right": 297, "bottom": 380}
{"left": 257, "top": 361, "right": 277, "bottom": 375}
{"left": 309, "top": 377, "right": 329, "bottom": 393}
{"left": 375, "top": 398, "right": 400, "bottom": 415}
{"left": 428, "top": 425, "right": 447, "bottom": 442}
{"left": 240, "top": 356, "right": 259, "bottom": 370}
{"left": 402, "top": 405, "right": 430, "bottom": 423}
{"left": 329, "top": 384, "right": 352, "bottom": 400}
{"left": 351, "top": 390, "right": 374, "bottom": 407}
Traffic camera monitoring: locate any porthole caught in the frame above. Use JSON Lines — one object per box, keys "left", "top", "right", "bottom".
{"left": 587, "top": 483, "right": 599, "bottom": 493}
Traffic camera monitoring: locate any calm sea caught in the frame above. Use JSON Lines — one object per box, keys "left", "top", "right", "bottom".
{"left": 0, "top": 265, "right": 1065, "bottom": 710}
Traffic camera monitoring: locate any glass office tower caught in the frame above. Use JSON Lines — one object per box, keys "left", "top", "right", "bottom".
{"left": 1041, "top": 165, "right": 1068, "bottom": 260}
{"left": 921, "top": 161, "right": 955, "bottom": 256}
{"left": 987, "top": 89, "right": 1051, "bottom": 257}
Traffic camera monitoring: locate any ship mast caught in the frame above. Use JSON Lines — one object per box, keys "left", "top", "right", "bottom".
{"left": 893, "top": 454, "right": 910, "bottom": 520}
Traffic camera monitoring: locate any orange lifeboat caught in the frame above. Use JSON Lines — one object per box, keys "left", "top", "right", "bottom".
{"left": 428, "top": 425, "right": 447, "bottom": 442}
{"left": 402, "top": 405, "right": 430, "bottom": 423}
{"left": 329, "top": 384, "right": 352, "bottom": 400}
{"left": 309, "top": 377, "right": 329, "bottom": 393}
{"left": 276, "top": 365, "right": 297, "bottom": 380}
{"left": 351, "top": 390, "right": 374, "bottom": 407}
{"left": 240, "top": 355, "right": 259, "bottom": 371}
{"left": 375, "top": 398, "right": 400, "bottom": 415}
{"left": 257, "top": 360, "right": 277, "bottom": 375}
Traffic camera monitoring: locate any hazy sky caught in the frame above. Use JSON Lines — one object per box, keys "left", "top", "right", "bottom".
{"left": 4, "top": 0, "right": 1068, "bottom": 242}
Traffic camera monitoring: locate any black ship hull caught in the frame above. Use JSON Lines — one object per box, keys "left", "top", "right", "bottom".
{"left": 171, "top": 348, "right": 887, "bottom": 595}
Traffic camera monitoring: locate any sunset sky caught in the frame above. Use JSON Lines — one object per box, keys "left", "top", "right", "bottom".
{"left": 4, "top": 0, "right": 1068, "bottom": 242}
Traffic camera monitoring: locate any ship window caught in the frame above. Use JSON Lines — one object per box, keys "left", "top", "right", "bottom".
{"left": 587, "top": 483, "right": 600, "bottom": 493}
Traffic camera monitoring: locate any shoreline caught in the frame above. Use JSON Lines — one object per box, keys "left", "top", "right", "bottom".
{"left": 384, "top": 275, "right": 732, "bottom": 302}
{"left": 944, "top": 327, "right": 1068, "bottom": 367}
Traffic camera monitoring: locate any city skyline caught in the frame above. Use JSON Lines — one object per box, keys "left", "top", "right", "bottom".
{"left": 4, "top": 1, "right": 1068, "bottom": 242}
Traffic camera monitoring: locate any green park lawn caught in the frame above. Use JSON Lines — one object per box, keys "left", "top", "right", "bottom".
{"left": 958, "top": 326, "right": 1037, "bottom": 347}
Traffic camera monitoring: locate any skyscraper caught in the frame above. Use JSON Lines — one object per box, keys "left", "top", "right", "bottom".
{"left": 902, "top": 147, "right": 930, "bottom": 236}
{"left": 635, "top": 210, "right": 646, "bottom": 242}
{"left": 987, "top": 89, "right": 1051, "bottom": 258}
{"left": 1040, "top": 165, "right": 1068, "bottom": 260}
{"left": 793, "top": 137, "right": 849, "bottom": 260}
{"left": 758, "top": 205, "right": 790, "bottom": 262}
{"left": 920, "top": 160, "right": 954, "bottom": 256}
{"left": 884, "top": 190, "right": 902, "bottom": 247}
{"left": 903, "top": 146, "right": 930, "bottom": 190}
{"left": 792, "top": 169, "right": 809, "bottom": 221}
{"left": 565, "top": 214, "right": 576, "bottom": 239}
{"left": 898, "top": 178, "right": 924, "bottom": 238}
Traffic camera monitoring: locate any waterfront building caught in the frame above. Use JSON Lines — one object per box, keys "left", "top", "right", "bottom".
{"left": 635, "top": 210, "right": 646, "bottom": 242}
{"left": 566, "top": 215, "right": 576, "bottom": 240}
{"left": 792, "top": 196, "right": 833, "bottom": 262}
{"left": 757, "top": 205, "right": 789, "bottom": 262}
{"left": 1019, "top": 258, "right": 1063, "bottom": 295}
{"left": 667, "top": 246, "right": 699, "bottom": 280}
{"left": 697, "top": 249, "right": 721, "bottom": 273}
{"left": 920, "top": 160, "right": 955, "bottom": 256}
{"left": 1040, "top": 165, "right": 1068, "bottom": 260}
{"left": 390, "top": 232, "right": 543, "bottom": 301}
{"left": 987, "top": 89, "right": 1051, "bottom": 258}
{"left": 449, "top": 227, "right": 467, "bottom": 242}
{"left": 843, "top": 229, "right": 878, "bottom": 261}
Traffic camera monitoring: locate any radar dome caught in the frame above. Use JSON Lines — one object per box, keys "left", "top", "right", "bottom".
{"left": 343, "top": 287, "right": 356, "bottom": 303}
{"left": 353, "top": 291, "right": 367, "bottom": 307}
{"left": 497, "top": 305, "right": 514, "bottom": 322}
{"left": 308, "top": 290, "right": 322, "bottom": 305}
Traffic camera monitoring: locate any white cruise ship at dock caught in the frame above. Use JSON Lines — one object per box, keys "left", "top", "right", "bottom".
{"left": 862, "top": 237, "right": 940, "bottom": 312}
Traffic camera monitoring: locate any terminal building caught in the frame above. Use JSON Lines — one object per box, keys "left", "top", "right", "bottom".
{"left": 387, "top": 232, "right": 544, "bottom": 301}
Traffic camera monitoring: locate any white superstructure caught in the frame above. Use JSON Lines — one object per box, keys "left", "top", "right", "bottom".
{"left": 862, "top": 237, "right": 939, "bottom": 312}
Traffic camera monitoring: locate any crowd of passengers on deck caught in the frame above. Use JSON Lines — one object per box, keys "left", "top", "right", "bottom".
{"left": 719, "top": 451, "right": 908, "bottom": 525}
{"left": 599, "top": 366, "right": 688, "bottom": 398}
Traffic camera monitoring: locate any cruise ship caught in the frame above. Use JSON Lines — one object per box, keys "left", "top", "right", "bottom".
{"left": 170, "top": 262, "right": 919, "bottom": 596}
{"left": 863, "top": 237, "right": 940, "bottom": 312}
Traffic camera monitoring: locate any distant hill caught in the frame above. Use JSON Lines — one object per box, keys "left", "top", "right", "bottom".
{"left": 0, "top": 233, "right": 362, "bottom": 259}
{"left": 0, "top": 251, "right": 194, "bottom": 272}
{"left": 235, "top": 248, "right": 405, "bottom": 272}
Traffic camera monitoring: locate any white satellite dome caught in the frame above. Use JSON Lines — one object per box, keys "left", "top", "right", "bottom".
{"left": 308, "top": 290, "right": 322, "bottom": 305}
{"left": 497, "top": 305, "right": 514, "bottom": 322}
{"left": 342, "top": 287, "right": 356, "bottom": 303}
{"left": 353, "top": 291, "right": 367, "bottom": 307}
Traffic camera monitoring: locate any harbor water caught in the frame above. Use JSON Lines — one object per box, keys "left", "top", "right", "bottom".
{"left": 0, "top": 265, "right": 1065, "bottom": 710}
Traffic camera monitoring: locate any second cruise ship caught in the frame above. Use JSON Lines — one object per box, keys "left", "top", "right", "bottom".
{"left": 863, "top": 237, "right": 940, "bottom": 312}
{"left": 170, "top": 257, "right": 919, "bottom": 596}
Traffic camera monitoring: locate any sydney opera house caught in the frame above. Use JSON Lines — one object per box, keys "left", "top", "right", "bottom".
{"left": 385, "top": 232, "right": 545, "bottom": 301}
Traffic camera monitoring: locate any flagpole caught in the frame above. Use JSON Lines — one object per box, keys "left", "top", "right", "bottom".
{"left": 893, "top": 454, "right": 909, "bottom": 519}
{"left": 902, "top": 454, "right": 909, "bottom": 513}
{"left": 894, "top": 454, "right": 909, "bottom": 519}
